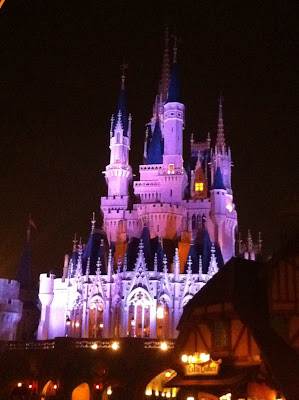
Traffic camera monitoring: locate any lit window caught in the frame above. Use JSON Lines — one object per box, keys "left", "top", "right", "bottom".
{"left": 195, "top": 182, "right": 204, "bottom": 191}
{"left": 168, "top": 164, "right": 174, "bottom": 170}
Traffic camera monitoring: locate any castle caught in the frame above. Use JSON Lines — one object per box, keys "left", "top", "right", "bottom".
{"left": 37, "top": 32, "right": 260, "bottom": 341}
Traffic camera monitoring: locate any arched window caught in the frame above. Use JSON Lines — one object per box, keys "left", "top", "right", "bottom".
{"left": 156, "top": 301, "right": 170, "bottom": 339}
{"left": 127, "top": 290, "right": 151, "bottom": 338}
{"left": 192, "top": 214, "right": 196, "bottom": 230}
{"left": 197, "top": 214, "right": 201, "bottom": 228}
{"left": 69, "top": 294, "right": 82, "bottom": 338}
{"left": 88, "top": 301, "right": 104, "bottom": 338}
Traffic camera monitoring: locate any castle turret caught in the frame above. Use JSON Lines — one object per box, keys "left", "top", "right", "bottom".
{"left": 163, "top": 39, "right": 184, "bottom": 171}
{"left": 211, "top": 95, "right": 232, "bottom": 194}
{"left": 105, "top": 66, "right": 132, "bottom": 198}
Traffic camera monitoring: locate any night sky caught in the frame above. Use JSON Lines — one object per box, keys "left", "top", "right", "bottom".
{"left": 0, "top": 1, "right": 298, "bottom": 280}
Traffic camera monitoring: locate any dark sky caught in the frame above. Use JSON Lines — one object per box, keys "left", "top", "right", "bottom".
{"left": 0, "top": 0, "right": 298, "bottom": 280}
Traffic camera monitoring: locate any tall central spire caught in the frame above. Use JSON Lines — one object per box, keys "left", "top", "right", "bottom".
{"left": 166, "top": 35, "right": 182, "bottom": 103}
{"left": 216, "top": 94, "right": 226, "bottom": 152}
{"left": 159, "top": 27, "right": 170, "bottom": 102}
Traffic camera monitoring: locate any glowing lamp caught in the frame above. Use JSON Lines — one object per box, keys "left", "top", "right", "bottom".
{"left": 166, "top": 393, "right": 171, "bottom": 398}
{"left": 66, "top": 317, "right": 71, "bottom": 326}
{"left": 91, "top": 343, "right": 98, "bottom": 350}
{"left": 99, "top": 323, "right": 103, "bottom": 328}
{"left": 111, "top": 342, "right": 119, "bottom": 350}
{"left": 162, "top": 393, "right": 165, "bottom": 397}
{"left": 75, "top": 322, "right": 80, "bottom": 328}
{"left": 131, "top": 318, "right": 135, "bottom": 327}
{"left": 186, "top": 397, "right": 194, "bottom": 400}
{"left": 157, "top": 306, "right": 164, "bottom": 319}
{"left": 107, "top": 386, "right": 112, "bottom": 395}
{"left": 53, "top": 384, "right": 57, "bottom": 390}
{"left": 17, "top": 383, "right": 22, "bottom": 388}
{"left": 145, "top": 389, "right": 152, "bottom": 396}
{"left": 165, "top": 371, "right": 171, "bottom": 378}
{"left": 28, "top": 384, "right": 33, "bottom": 389}
{"left": 226, "top": 204, "right": 233, "bottom": 212}
{"left": 160, "top": 342, "right": 168, "bottom": 351}
{"left": 199, "top": 353, "right": 210, "bottom": 362}
{"left": 155, "top": 391, "right": 159, "bottom": 396}
{"left": 181, "top": 354, "right": 188, "bottom": 362}
{"left": 95, "top": 385, "right": 100, "bottom": 390}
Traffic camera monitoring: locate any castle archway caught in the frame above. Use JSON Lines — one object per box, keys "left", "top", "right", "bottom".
{"left": 41, "top": 380, "right": 57, "bottom": 399}
{"left": 71, "top": 383, "right": 90, "bottom": 400}
{"left": 144, "top": 369, "right": 179, "bottom": 399}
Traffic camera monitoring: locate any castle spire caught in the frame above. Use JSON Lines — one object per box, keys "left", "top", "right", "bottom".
{"left": 112, "top": 63, "right": 129, "bottom": 136}
{"left": 216, "top": 94, "right": 226, "bottom": 152}
{"left": 159, "top": 27, "right": 170, "bottom": 102}
{"left": 166, "top": 35, "right": 181, "bottom": 103}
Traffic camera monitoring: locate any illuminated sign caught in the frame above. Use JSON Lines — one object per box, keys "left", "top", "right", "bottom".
{"left": 182, "top": 353, "right": 221, "bottom": 376}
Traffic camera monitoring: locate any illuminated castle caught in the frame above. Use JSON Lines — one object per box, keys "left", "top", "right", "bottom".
{"left": 38, "top": 32, "right": 260, "bottom": 341}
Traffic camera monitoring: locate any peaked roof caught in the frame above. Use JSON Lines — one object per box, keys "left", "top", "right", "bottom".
{"left": 16, "top": 239, "right": 33, "bottom": 288}
{"left": 146, "top": 119, "right": 163, "bottom": 164}
{"left": 212, "top": 167, "right": 226, "bottom": 190}
{"left": 166, "top": 62, "right": 182, "bottom": 103}
{"left": 112, "top": 87, "right": 129, "bottom": 136}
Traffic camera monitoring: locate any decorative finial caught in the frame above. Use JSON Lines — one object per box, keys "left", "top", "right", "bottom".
{"left": 159, "top": 26, "right": 171, "bottom": 101}
{"left": 91, "top": 212, "right": 96, "bottom": 233}
{"left": 120, "top": 62, "right": 128, "bottom": 90}
{"left": 96, "top": 257, "right": 102, "bottom": 276}
{"left": 216, "top": 93, "right": 226, "bottom": 152}
{"left": 154, "top": 253, "right": 158, "bottom": 274}
{"left": 187, "top": 256, "right": 192, "bottom": 274}
{"left": 123, "top": 253, "right": 127, "bottom": 272}
{"left": 138, "top": 238, "right": 144, "bottom": 253}
{"left": 72, "top": 233, "right": 78, "bottom": 252}
{"left": 163, "top": 254, "right": 168, "bottom": 273}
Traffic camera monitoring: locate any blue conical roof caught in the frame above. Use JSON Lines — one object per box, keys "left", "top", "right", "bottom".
{"left": 146, "top": 119, "right": 163, "bottom": 164}
{"left": 112, "top": 88, "right": 129, "bottom": 136}
{"left": 166, "top": 62, "right": 182, "bottom": 103}
{"left": 16, "top": 240, "right": 33, "bottom": 288}
{"left": 212, "top": 167, "right": 226, "bottom": 190}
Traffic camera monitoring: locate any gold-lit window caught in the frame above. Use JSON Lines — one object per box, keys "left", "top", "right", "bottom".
{"left": 195, "top": 182, "right": 204, "bottom": 192}
{"left": 168, "top": 164, "right": 174, "bottom": 170}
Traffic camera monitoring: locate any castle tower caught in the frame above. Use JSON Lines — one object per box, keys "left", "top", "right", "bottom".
{"left": 210, "top": 167, "right": 237, "bottom": 262}
{"left": 105, "top": 65, "right": 132, "bottom": 198}
{"left": 163, "top": 39, "right": 184, "bottom": 171}
{"left": 211, "top": 95, "right": 233, "bottom": 195}
{"left": 161, "top": 38, "right": 187, "bottom": 202}
{"left": 101, "top": 66, "right": 133, "bottom": 243}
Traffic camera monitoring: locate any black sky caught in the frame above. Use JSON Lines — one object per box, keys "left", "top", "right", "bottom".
{"left": 0, "top": 0, "right": 298, "bottom": 279}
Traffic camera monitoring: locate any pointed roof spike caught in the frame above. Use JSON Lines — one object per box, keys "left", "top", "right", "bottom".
{"left": 96, "top": 257, "right": 102, "bottom": 275}
{"left": 247, "top": 229, "right": 253, "bottom": 251}
{"left": 166, "top": 35, "right": 182, "bottom": 103}
{"left": 212, "top": 167, "right": 226, "bottom": 190}
{"left": 154, "top": 253, "right": 158, "bottom": 274}
{"left": 112, "top": 63, "right": 129, "bottom": 136}
{"left": 163, "top": 254, "right": 168, "bottom": 273}
{"left": 187, "top": 256, "right": 192, "bottom": 274}
{"left": 146, "top": 116, "right": 163, "bottom": 165}
{"left": 216, "top": 93, "right": 226, "bottom": 152}
{"left": 123, "top": 253, "right": 127, "bottom": 272}
{"left": 91, "top": 212, "right": 96, "bottom": 233}
{"left": 159, "top": 27, "right": 171, "bottom": 101}
{"left": 72, "top": 233, "right": 78, "bottom": 252}
{"left": 138, "top": 238, "right": 144, "bottom": 253}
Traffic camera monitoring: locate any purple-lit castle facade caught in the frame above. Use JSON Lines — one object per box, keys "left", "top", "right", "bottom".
{"left": 37, "top": 33, "right": 260, "bottom": 341}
